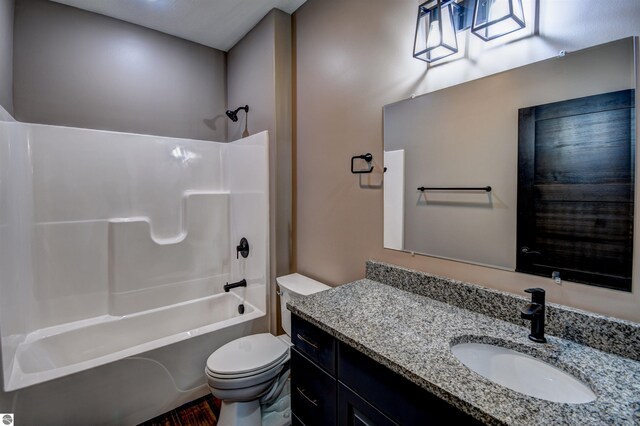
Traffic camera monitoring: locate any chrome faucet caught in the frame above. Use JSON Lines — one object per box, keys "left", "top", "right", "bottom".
{"left": 520, "top": 288, "right": 547, "bottom": 343}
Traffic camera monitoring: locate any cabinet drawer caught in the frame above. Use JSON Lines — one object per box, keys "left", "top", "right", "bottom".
{"left": 291, "top": 348, "right": 337, "bottom": 426}
{"left": 292, "top": 315, "right": 336, "bottom": 374}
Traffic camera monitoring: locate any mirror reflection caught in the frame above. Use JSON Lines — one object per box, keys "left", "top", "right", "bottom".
{"left": 516, "top": 89, "right": 634, "bottom": 291}
{"left": 383, "top": 37, "right": 636, "bottom": 288}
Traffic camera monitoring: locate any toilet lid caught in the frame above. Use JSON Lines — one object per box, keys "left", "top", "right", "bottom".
{"left": 206, "top": 333, "right": 289, "bottom": 376}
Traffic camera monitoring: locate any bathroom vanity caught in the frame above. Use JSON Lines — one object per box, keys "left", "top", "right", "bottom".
{"left": 290, "top": 315, "right": 478, "bottom": 425}
{"left": 288, "top": 261, "right": 640, "bottom": 425}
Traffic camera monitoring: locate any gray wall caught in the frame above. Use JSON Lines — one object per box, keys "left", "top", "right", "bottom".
{"left": 227, "top": 9, "right": 292, "bottom": 333}
{"left": 13, "top": 0, "right": 227, "bottom": 141}
{"left": 0, "top": 0, "right": 13, "bottom": 114}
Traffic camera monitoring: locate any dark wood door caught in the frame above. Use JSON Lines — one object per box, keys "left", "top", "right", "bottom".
{"left": 517, "top": 89, "right": 635, "bottom": 291}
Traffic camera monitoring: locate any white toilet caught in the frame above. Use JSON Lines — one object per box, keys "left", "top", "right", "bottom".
{"left": 205, "top": 273, "right": 330, "bottom": 426}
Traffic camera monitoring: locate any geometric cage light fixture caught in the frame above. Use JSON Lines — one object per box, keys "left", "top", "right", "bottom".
{"left": 414, "top": 0, "right": 526, "bottom": 63}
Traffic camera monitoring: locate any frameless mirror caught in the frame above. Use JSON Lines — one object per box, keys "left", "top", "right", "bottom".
{"left": 383, "top": 37, "right": 636, "bottom": 284}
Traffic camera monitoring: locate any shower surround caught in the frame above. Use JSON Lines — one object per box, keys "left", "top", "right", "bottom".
{"left": 0, "top": 107, "right": 269, "bottom": 423}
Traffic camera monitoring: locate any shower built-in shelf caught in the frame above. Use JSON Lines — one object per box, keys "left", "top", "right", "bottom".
{"left": 108, "top": 190, "right": 230, "bottom": 244}
{"left": 108, "top": 191, "right": 231, "bottom": 314}
{"left": 32, "top": 191, "right": 232, "bottom": 316}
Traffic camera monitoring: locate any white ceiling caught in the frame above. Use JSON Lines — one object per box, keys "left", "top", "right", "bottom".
{"left": 50, "top": 0, "right": 307, "bottom": 52}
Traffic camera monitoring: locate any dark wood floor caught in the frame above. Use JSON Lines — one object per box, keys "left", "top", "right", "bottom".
{"left": 139, "top": 394, "right": 222, "bottom": 426}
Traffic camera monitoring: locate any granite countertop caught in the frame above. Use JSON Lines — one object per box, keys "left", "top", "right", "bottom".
{"left": 288, "top": 279, "right": 640, "bottom": 425}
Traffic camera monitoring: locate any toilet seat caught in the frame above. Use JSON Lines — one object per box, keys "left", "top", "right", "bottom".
{"left": 206, "top": 363, "right": 286, "bottom": 391}
{"left": 206, "top": 351, "right": 289, "bottom": 380}
{"left": 206, "top": 333, "right": 290, "bottom": 377}
{"left": 205, "top": 333, "right": 291, "bottom": 400}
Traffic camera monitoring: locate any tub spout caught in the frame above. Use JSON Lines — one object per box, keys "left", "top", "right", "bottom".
{"left": 224, "top": 279, "right": 247, "bottom": 292}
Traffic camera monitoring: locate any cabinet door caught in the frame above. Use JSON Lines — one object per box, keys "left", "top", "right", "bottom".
{"left": 291, "top": 348, "right": 337, "bottom": 426}
{"left": 338, "top": 343, "right": 480, "bottom": 425}
{"left": 338, "top": 383, "right": 397, "bottom": 426}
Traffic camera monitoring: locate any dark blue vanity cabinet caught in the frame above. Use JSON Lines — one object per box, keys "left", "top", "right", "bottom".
{"left": 291, "top": 348, "right": 336, "bottom": 425}
{"left": 291, "top": 315, "right": 479, "bottom": 425}
{"left": 291, "top": 314, "right": 336, "bottom": 425}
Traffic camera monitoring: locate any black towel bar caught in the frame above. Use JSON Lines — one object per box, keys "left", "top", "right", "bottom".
{"left": 417, "top": 186, "right": 492, "bottom": 192}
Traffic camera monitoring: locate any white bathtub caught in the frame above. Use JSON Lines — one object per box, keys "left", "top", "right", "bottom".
{"left": 0, "top": 115, "right": 270, "bottom": 424}
{"left": 7, "top": 292, "right": 263, "bottom": 391}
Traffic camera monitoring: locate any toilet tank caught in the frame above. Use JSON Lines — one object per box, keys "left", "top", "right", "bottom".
{"left": 276, "top": 273, "right": 330, "bottom": 337}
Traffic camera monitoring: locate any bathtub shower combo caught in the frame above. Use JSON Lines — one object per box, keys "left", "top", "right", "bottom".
{"left": 0, "top": 106, "right": 269, "bottom": 422}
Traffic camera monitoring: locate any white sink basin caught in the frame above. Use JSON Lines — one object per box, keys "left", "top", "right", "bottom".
{"left": 451, "top": 342, "right": 596, "bottom": 404}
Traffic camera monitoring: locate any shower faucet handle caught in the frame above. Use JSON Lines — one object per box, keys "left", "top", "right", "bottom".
{"left": 236, "top": 237, "right": 250, "bottom": 259}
